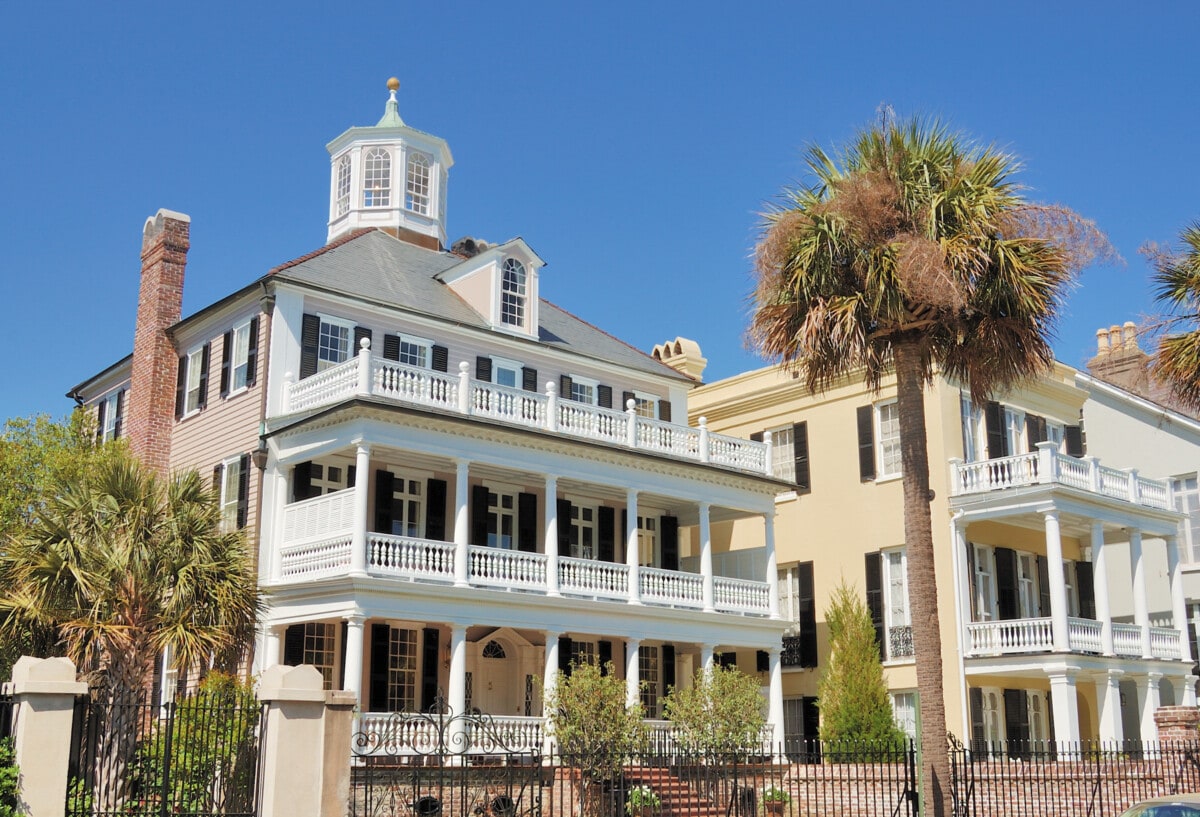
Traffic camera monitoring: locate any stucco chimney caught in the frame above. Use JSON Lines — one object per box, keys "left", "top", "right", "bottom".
{"left": 126, "top": 209, "right": 190, "bottom": 478}
{"left": 652, "top": 337, "right": 707, "bottom": 380}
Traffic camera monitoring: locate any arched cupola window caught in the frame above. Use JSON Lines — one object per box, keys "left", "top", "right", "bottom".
{"left": 363, "top": 147, "right": 391, "bottom": 208}
{"left": 335, "top": 155, "right": 352, "bottom": 216}
{"left": 500, "top": 258, "right": 527, "bottom": 328}
{"left": 406, "top": 152, "right": 431, "bottom": 215}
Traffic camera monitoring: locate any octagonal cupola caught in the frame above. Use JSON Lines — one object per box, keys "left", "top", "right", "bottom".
{"left": 326, "top": 78, "right": 453, "bottom": 249}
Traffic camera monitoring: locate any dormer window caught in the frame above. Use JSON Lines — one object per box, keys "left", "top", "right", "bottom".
{"left": 501, "top": 258, "right": 527, "bottom": 328}
{"left": 335, "top": 155, "right": 351, "bottom": 216}
{"left": 363, "top": 148, "right": 391, "bottom": 208}
{"left": 405, "top": 152, "right": 431, "bottom": 215}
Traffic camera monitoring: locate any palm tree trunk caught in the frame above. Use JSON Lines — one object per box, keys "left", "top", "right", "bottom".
{"left": 892, "top": 338, "right": 949, "bottom": 817}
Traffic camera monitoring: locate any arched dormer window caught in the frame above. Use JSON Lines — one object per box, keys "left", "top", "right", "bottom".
{"left": 363, "top": 148, "right": 391, "bottom": 207}
{"left": 500, "top": 258, "right": 527, "bottom": 328}
{"left": 406, "top": 152, "right": 431, "bottom": 215}
{"left": 335, "top": 155, "right": 352, "bottom": 216}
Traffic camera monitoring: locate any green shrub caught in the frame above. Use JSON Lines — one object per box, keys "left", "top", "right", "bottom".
{"left": 0, "top": 738, "right": 19, "bottom": 817}
{"left": 663, "top": 665, "right": 766, "bottom": 757}
{"left": 548, "top": 662, "right": 645, "bottom": 784}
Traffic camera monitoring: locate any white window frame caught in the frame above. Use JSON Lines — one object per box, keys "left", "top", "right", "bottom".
{"left": 891, "top": 691, "right": 917, "bottom": 740}
{"left": 386, "top": 626, "right": 419, "bottom": 712}
{"left": 961, "top": 394, "right": 984, "bottom": 462}
{"left": 304, "top": 622, "right": 339, "bottom": 690}
{"left": 1017, "top": 552, "right": 1038, "bottom": 618}
{"left": 1004, "top": 407, "right": 1025, "bottom": 456}
{"left": 568, "top": 503, "right": 596, "bottom": 559}
{"left": 639, "top": 645, "right": 660, "bottom": 717}
{"left": 500, "top": 258, "right": 527, "bottom": 328}
{"left": 1027, "top": 690, "right": 1050, "bottom": 744}
{"left": 492, "top": 356, "right": 522, "bottom": 389}
{"left": 335, "top": 154, "right": 352, "bottom": 217}
{"left": 310, "top": 459, "right": 353, "bottom": 495}
{"left": 1173, "top": 474, "right": 1200, "bottom": 564}
{"left": 883, "top": 548, "right": 911, "bottom": 653}
{"left": 363, "top": 147, "right": 392, "bottom": 208}
{"left": 769, "top": 424, "right": 797, "bottom": 483}
{"left": 630, "top": 390, "right": 658, "bottom": 418}
{"left": 1046, "top": 422, "right": 1065, "bottom": 451}
{"left": 876, "top": 400, "right": 902, "bottom": 479}
{"left": 981, "top": 686, "right": 1004, "bottom": 750}
{"left": 570, "top": 640, "right": 596, "bottom": 667}
{"left": 637, "top": 515, "right": 658, "bottom": 567}
{"left": 99, "top": 390, "right": 121, "bottom": 442}
{"left": 229, "top": 320, "right": 254, "bottom": 394}
{"left": 1063, "top": 560, "right": 1078, "bottom": 617}
{"left": 317, "top": 314, "right": 355, "bottom": 372}
{"left": 973, "top": 544, "right": 998, "bottom": 621}
{"left": 568, "top": 375, "right": 598, "bottom": 406}
{"left": 397, "top": 333, "right": 432, "bottom": 369}
{"left": 384, "top": 468, "right": 426, "bottom": 538}
{"left": 405, "top": 151, "right": 432, "bottom": 215}
{"left": 486, "top": 487, "right": 518, "bottom": 550}
{"left": 184, "top": 345, "right": 205, "bottom": 416}
{"left": 219, "top": 455, "right": 242, "bottom": 533}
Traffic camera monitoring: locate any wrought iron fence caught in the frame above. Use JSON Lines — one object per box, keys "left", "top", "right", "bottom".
{"left": 67, "top": 687, "right": 267, "bottom": 817}
{"left": 0, "top": 692, "right": 15, "bottom": 742}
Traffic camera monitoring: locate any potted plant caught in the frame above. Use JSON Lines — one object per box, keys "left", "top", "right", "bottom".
{"left": 760, "top": 785, "right": 791, "bottom": 815}
{"left": 625, "top": 785, "right": 661, "bottom": 817}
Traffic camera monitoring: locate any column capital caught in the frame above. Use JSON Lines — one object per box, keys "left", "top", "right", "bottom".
{"left": 1047, "top": 667, "right": 1080, "bottom": 682}
{"left": 626, "top": 636, "right": 642, "bottom": 647}
{"left": 344, "top": 613, "right": 366, "bottom": 626}
{"left": 454, "top": 457, "right": 470, "bottom": 469}
{"left": 355, "top": 441, "right": 370, "bottom": 455}
{"left": 1105, "top": 668, "right": 1125, "bottom": 681}
{"left": 1043, "top": 508, "right": 1060, "bottom": 522}
{"left": 1147, "top": 670, "right": 1165, "bottom": 682}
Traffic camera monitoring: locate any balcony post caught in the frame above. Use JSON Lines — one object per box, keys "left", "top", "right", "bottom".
{"left": 765, "top": 511, "right": 780, "bottom": 619}
{"left": 546, "top": 381, "right": 558, "bottom": 432}
{"left": 1085, "top": 456, "right": 1102, "bottom": 493}
{"left": 458, "top": 362, "right": 471, "bottom": 414}
{"left": 625, "top": 637, "right": 641, "bottom": 710}
{"left": 1048, "top": 669, "right": 1081, "bottom": 745}
{"left": 447, "top": 625, "right": 468, "bottom": 744}
{"left": 1167, "top": 535, "right": 1194, "bottom": 665}
{"left": 343, "top": 614, "right": 365, "bottom": 707}
{"left": 626, "top": 399, "right": 638, "bottom": 448}
{"left": 1091, "top": 522, "right": 1115, "bottom": 656}
{"left": 356, "top": 337, "right": 371, "bottom": 396}
{"left": 1043, "top": 510, "right": 1070, "bottom": 652}
{"left": 700, "top": 643, "right": 715, "bottom": 676}
{"left": 543, "top": 630, "right": 560, "bottom": 754}
{"left": 767, "top": 647, "right": 784, "bottom": 749}
{"left": 1036, "top": 441, "right": 1058, "bottom": 485}
{"left": 1129, "top": 528, "right": 1153, "bottom": 659}
{"left": 1126, "top": 468, "right": 1140, "bottom": 503}
{"left": 1097, "top": 668, "right": 1124, "bottom": 743}
{"left": 699, "top": 502, "right": 715, "bottom": 613}
{"left": 699, "top": 416, "right": 710, "bottom": 464}
{"left": 272, "top": 466, "right": 289, "bottom": 582}
{"left": 545, "top": 475, "right": 560, "bottom": 597}
{"left": 626, "top": 489, "right": 642, "bottom": 605}
{"left": 453, "top": 459, "right": 470, "bottom": 587}
{"left": 351, "top": 443, "right": 370, "bottom": 576}
{"left": 763, "top": 429, "right": 774, "bottom": 477}
{"left": 948, "top": 458, "right": 963, "bottom": 496}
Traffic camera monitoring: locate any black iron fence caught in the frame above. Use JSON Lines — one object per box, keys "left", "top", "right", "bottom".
{"left": 0, "top": 692, "right": 14, "bottom": 742}
{"left": 67, "top": 688, "right": 267, "bottom": 817}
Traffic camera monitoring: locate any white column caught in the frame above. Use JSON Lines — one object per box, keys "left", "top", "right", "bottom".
{"left": 271, "top": 467, "right": 289, "bottom": 581}
{"left": 350, "top": 443, "right": 371, "bottom": 576}
{"left": 356, "top": 336, "right": 372, "bottom": 395}
{"left": 765, "top": 512, "right": 780, "bottom": 619}
{"left": 1138, "top": 672, "right": 1163, "bottom": 743}
{"left": 447, "top": 625, "right": 469, "bottom": 740}
{"left": 1048, "top": 670, "right": 1081, "bottom": 745}
{"left": 626, "top": 489, "right": 641, "bottom": 605}
{"left": 343, "top": 615, "right": 365, "bottom": 704}
{"left": 453, "top": 459, "right": 470, "bottom": 587}
{"left": 700, "top": 643, "right": 715, "bottom": 676}
{"left": 1097, "top": 669, "right": 1124, "bottom": 743}
{"left": 700, "top": 502, "right": 715, "bottom": 613}
{"left": 626, "top": 637, "right": 641, "bottom": 710}
{"left": 263, "top": 626, "right": 282, "bottom": 670}
{"left": 1130, "top": 529, "right": 1152, "bottom": 659}
{"left": 545, "top": 476, "right": 561, "bottom": 597}
{"left": 768, "top": 648, "right": 784, "bottom": 749}
{"left": 1167, "top": 535, "right": 1193, "bottom": 663}
{"left": 543, "top": 631, "right": 560, "bottom": 755}
{"left": 1044, "top": 511, "right": 1070, "bottom": 652}
{"left": 1092, "top": 523, "right": 1114, "bottom": 656}
{"left": 1186, "top": 675, "right": 1199, "bottom": 708}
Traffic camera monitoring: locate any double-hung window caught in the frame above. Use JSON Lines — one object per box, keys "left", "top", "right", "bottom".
{"left": 568, "top": 505, "right": 596, "bottom": 559}
{"left": 632, "top": 391, "right": 657, "bottom": 418}
{"left": 639, "top": 646, "right": 661, "bottom": 717}
{"left": 876, "top": 401, "right": 902, "bottom": 478}
{"left": 1004, "top": 407, "right": 1026, "bottom": 455}
{"left": 961, "top": 395, "right": 984, "bottom": 462}
{"left": 335, "top": 155, "right": 351, "bottom": 217}
{"left": 771, "top": 425, "right": 796, "bottom": 483}
{"left": 891, "top": 691, "right": 917, "bottom": 739}
{"left": 637, "top": 516, "right": 658, "bottom": 567}
{"left": 398, "top": 334, "right": 431, "bottom": 369}
{"left": 883, "top": 549, "right": 912, "bottom": 659}
{"left": 1173, "top": 474, "right": 1200, "bottom": 563}
{"left": 569, "top": 376, "right": 598, "bottom": 405}
{"left": 405, "top": 152, "right": 431, "bottom": 215}
{"left": 500, "top": 258, "right": 527, "bottom": 328}
{"left": 97, "top": 389, "right": 124, "bottom": 442}
{"left": 318, "top": 316, "right": 354, "bottom": 371}
{"left": 221, "top": 318, "right": 258, "bottom": 396}
{"left": 219, "top": 456, "right": 242, "bottom": 532}
{"left": 177, "top": 343, "right": 210, "bottom": 418}
{"left": 492, "top": 357, "right": 522, "bottom": 389}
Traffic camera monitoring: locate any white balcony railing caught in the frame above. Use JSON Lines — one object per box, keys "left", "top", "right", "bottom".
{"left": 1067, "top": 617, "right": 1103, "bottom": 653}
{"left": 639, "top": 566, "right": 704, "bottom": 608}
{"left": 279, "top": 535, "right": 353, "bottom": 579}
{"left": 966, "top": 618, "right": 1054, "bottom": 655}
{"left": 558, "top": 556, "right": 630, "bottom": 600}
{"left": 281, "top": 487, "right": 357, "bottom": 544}
{"left": 283, "top": 349, "right": 770, "bottom": 476}
{"left": 965, "top": 616, "right": 1185, "bottom": 661}
{"left": 950, "top": 444, "right": 1172, "bottom": 510}
{"left": 1112, "top": 623, "right": 1143, "bottom": 656}
{"left": 367, "top": 534, "right": 456, "bottom": 581}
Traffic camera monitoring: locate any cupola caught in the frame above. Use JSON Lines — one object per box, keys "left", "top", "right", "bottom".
{"left": 326, "top": 78, "right": 454, "bottom": 249}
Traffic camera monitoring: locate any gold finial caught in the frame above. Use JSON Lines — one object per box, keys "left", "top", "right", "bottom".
{"left": 387, "top": 77, "right": 400, "bottom": 92}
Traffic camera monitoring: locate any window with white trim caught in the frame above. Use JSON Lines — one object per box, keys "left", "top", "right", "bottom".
{"left": 304, "top": 622, "right": 338, "bottom": 689}
{"left": 973, "top": 544, "right": 998, "bottom": 621}
{"left": 184, "top": 346, "right": 206, "bottom": 415}
{"left": 318, "top": 316, "right": 354, "bottom": 371}
{"left": 219, "top": 456, "right": 242, "bottom": 533}
{"left": 98, "top": 390, "right": 123, "bottom": 442}
{"left": 363, "top": 147, "right": 391, "bottom": 207}
{"left": 405, "top": 152, "right": 431, "bottom": 215}
{"left": 569, "top": 375, "right": 597, "bottom": 405}
{"left": 500, "top": 258, "right": 527, "bottom": 327}
{"left": 229, "top": 320, "right": 254, "bottom": 392}
{"left": 1004, "top": 407, "right": 1025, "bottom": 456}
{"left": 310, "top": 461, "right": 352, "bottom": 495}
{"left": 487, "top": 489, "right": 516, "bottom": 549}
{"left": 877, "top": 401, "right": 901, "bottom": 478}
{"left": 637, "top": 516, "right": 658, "bottom": 567}
{"left": 891, "top": 691, "right": 917, "bottom": 739}
{"left": 386, "top": 627, "right": 418, "bottom": 712}
{"left": 492, "top": 357, "right": 522, "bottom": 389}
{"left": 961, "top": 395, "right": 984, "bottom": 462}
{"left": 1027, "top": 690, "right": 1050, "bottom": 744}
{"left": 398, "top": 334, "right": 431, "bottom": 369}
{"left": 1173, "top": 474, "right": 1200, "bottom": 563}
{"left": 335, "top": 154, "right": 351, "bottom": 216}
{"left": 570, "top": 640, "right": 596, "bottom": 667}
{"left": 883, "top": 549, "right": 911, "bottom": 658}
{"left": 770, "top": 425, "right": 796, "bottom": 483}
{"left": 981, "top": 687, "right": 1004, "bottom": 748}
{"left": 639, "top": 645, "right": 660, "bottom": 717}
{"left": 384, "top": 471, "right": 423, "bottom": 538}
{"left": 1064, "top": 560, "right": 1078, "bottom": 617}
{"left": 568, "top": 504, "right": 596, "bottom": 559}
{"left": 1017, "top": 553, "right": 1038, "bottom": 618}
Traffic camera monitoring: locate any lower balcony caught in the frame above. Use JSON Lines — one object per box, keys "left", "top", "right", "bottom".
{"left": 965, "top": 617, "right": 1182, "bottom": 660}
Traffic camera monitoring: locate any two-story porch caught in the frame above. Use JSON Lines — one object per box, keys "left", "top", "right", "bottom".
{"left": 949, "top": 443, "right": 1195, "bottom": 746}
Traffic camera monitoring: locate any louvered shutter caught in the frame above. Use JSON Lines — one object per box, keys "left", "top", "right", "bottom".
{"left": 292, "top": 461, "right": 314, "bottom": 502}
{"left": 471, "top": 485, "right": 489, "bottom": 546}
{"left": 597, "top": 507, "right": 615, "bottom": 562}
{"left": 1004, "top": 688, "right": 1030, "bottom": 754}
{"left": 663, "top": 645, "right": 676, "bottom": 696}
{"left": 750, "top": 431, "right": 764, "bottom": 442}
{"left": 95, "top": 399, "right": 106, "bottom": 442}
{"left": 431, "top": 345, "right": 449, "bottom": 372}
{"left": 300, "top": 314, "right": 320, "bottom": 379}
{"left": 339, "top": 621, "right": 348, "bottom": 689}
{"left": 560, "top": 375, "right": 574, "bottom": 400}
{"left": 369, "top": 624, "right": 390, "bottom": 711}
{"left": 421, "top": 628, "right": 440, "bottom": 712}
{"left": 966, "top": 541, "right": 978, "bottom": 619}
{"left": 995, "top": 548, "right": 1019, "bottom": 620}
{"left": 969, "top": 688, "right": 986, "bottom": 753}
{"left": 985, "top": 401, "right": 1007, "bottom": 459}
{"left": 212, "top": 463, "right": 223, "bottom": 492}
{"left": 598, "top": 641, "right": 612, "bottom": 675}
{"left": 246, "top": 317, "right": 259, "bottom": 386}
{"left": 1025, "top": 414, "right": 1047, "bottom": 451}
{"left": 1036, "top": 555, "right": 1051, "bottom": 617}
{"left": 1065, "top": 425, "right": 1085, "bottom": 457}
{"left": 658, "top": 400, "right": 672, "bottom": 422}
{"left": 382, "top": 335, "right": 401, "bottom": 361}
{"left": 236, "top": 454, "right": 250, "bottom": 529}
{"left": 353, "top": 326, "right": 372, "bottom": 354}
{"left": 797, "top": 562, "right": 817, "bottom": 667}
{"left": 522, "top": 366, "right": 537, "bottom": 391}
{"left": 175, "top": 355, "right": 187, "bottom": 418}
{"left": 660, "top": 516, "right": 679, "bottom": 571}
{"left": 622, "top": 391, "right": 635, "bottom": 412}
{"left": 113, "top": 390, "right": 124, "bottom": 438}
{"left": 196, "top": 343, "right": 210, "bottom": 410}
{"left": 794, "top": 421, "right": 810, "bottom": 493}
{"left": 597, "top": 385, "right": 612, "bottom": 409}
{"left": 220, "top": 330, "right": 233, "bottom": 397}
{"left": 865, "top": 552, "right": 885, "bottom": 661}
{"left": 283, "top": 625, "right": 305, "bottom": 666}
{"left": 756, "top": 650, "right": 769, "bottom": 673}
{"left": 857, "top": 406, "right": 876, "bottom": 480}
{"left": 557, "top": 499, "right": 572, "bottom": 552}
{"left": 476, "top": 357, "right": 492, "bottom": 382}
{"left": 425, "top": 479, "right": 447, "bottom": 541}
{"left": 374, "top": 470, "right": 394, "bottom": 533}
{"left": 559, "top": 636, "right": 573, "bottom": 676}
{"left": 1076, "top": 562, "right": 1096, "bottom": 620}
{"left": 517, "top": 493, "right": 537, "bottom": 552}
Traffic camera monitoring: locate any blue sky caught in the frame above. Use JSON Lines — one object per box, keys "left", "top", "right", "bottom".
{"left": 1, "top": 1, "right": 1197, "bottom": 423}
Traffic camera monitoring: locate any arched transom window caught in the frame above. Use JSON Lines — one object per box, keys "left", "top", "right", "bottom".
{"left": 500, "top": 258, "right": 527, "bottom": 327}
{"left": 482, "top": 640, "right": 506, "bottom": 659}
{"left": 363, "top": 147, "right": 391, "bottom": 208}
{"left": 335, "top": 155, "right": 352, "bottom": 217}
{"left": 405, "top": 152, "right": 431, "bottom": 215}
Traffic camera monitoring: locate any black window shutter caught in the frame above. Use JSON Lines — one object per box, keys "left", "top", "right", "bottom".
{"left": 622, "top": 391, "right": 635, "bottom": 412}
{"left": 236, "top": 454, "right": 250, "bottom": 529}
{"left": 425, "top": 479, "right": 447, "bottom": 541}
{"left": 660, "top": 516, "right": 679, "bottom": 571}
{"left": 1065, "top": 425, "right": 1085, "bottom": 457}
{"left": 865, "top": 552, "right": 886, "bottom": 662}
{"left": 246, "top": 317, "right": 259, "bottom": 387}
{"left": 597, "top": 506, "right": 615, "bottom": 562}
{"left": 382, "top": 335, "right": 401, "bottom": 361}
{"left": 95, "top": 399, "right": 106, "bottom": 442}
{"left": 1004, "top": 688, "right": 1030, "bottom": 752}
{"left": 801, "top": 697, "right": 821, "bottom": 745}
{"left": 113, "top": 390, "right": 124, "bottom": 438}
{"left": 597, "top": 385, "right": 613, "bottom": 409}
{"left": 793, "top": 421, "right": 811, "bottom": 493}
{"left": 369, "top": 624, "right": 390, "bottom": 712}
{"left": 374, "top": 470, "right": 395, "bottom": 533}
{"left": 292, "top": 461, "right": 314, "bottom": 503}
{"left": 283, "top": 625, "right": 305, "bottom": 666}
{"left": 197, "top": 343, "right": 210, "bottom": 410}
{"left": 339, "top": 620, "right": 348, "bottom": 690}
{"left": 1025, "top": 414, "right": 1047, "bottom": 451}
{"left": 175, "top": 355, "right": 187, "bottom": 418}
{"left": 662, "top": 644, "right": 676, "bottom": 698}
{"left": 560, "top": 375, "right": 574, "bottom": 400}
{"left": 522, "top": 366, "right": 538, "bottom": 391}
{"left": 347, "top": 466, "right": 356, "bottom": 489}
{"left": 476, "top": 356, "right": 492, "bottom": 382}
{"left": 856, "top": 405, "right": 876, "bottom": 481}
{"left": 797, "top": 562, "right": 817, "bottom": 668}
{"left": 969, "top": 688, "right": 986, "bottom": 753}
{"left": 985, "top": 401, "right": 1007, "bottom": 459}
{"left": 300, "top": 313, "right": 320, "bottom": 379}
{"left": 621, "top": 509, "right": 629, "bottom": 553}
{"left": 220, "top": 330, "right": 233, "bottom": 397}
{"left": 750, "top": 431, "right": 764, "bottom": 443}
{"left": 1036, "top": 555, "right": 1051, "bottom": 617}
{"left": 717, "top": 652, "right": 737, "bottom": 669}
{"left": 995, "top": 547, "right": 1019, "bottom": 620}
{"left": 421, "top": 628, "right": 440, "bottom": 712}
{"left": 756, "top": 650, "right": 769, "bottom": 673}
{"left": 559, "top": 636, "right": 573, "bottom": 677}
{"left": 557, "top": 499, "right": 572, "bottom": 552}
{"left": 471, "top": 485, "right": 490, "bottom": 546}
{"left": 1076, "top": 561, "right": 1096, "bottom": 620}
{"left": 431, "top": 345, "right": 449, "bottom": 372}
{"left": 658, "top": 400, "right": 672, "bottom": 422}
{"left": 598, "top": 640, "right": 612, "bottom": 675}
{"left": 517, "top": 492, "right": 538, "bottom": 552}
{"left": 353, "top": 326, "right": 372, "bottom": 354}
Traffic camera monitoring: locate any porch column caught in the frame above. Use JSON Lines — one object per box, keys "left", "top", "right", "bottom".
{"left": 1167, "top": 535, "right": 1193, "bottom": 665}
{"left": 1048, "top": 669, "right": 1081, "bottom": 744}
{"left": 767, "top": 647, "right": 784, "bottom": 748}
{"left": 453, "top": 459, "right": 470, "bottom": 587}
{"left": 343, "top": 615, "right": 365, "bottom": 705}
{"left": 270, "top": 467, "right": 289, "bottom": 582}
{"left": 545, "top": 476, "right": 561, "bottom": 597}
{"left": 626, "top": 489, "right": 642, "bottom": 605}
{"left": 1091, "top": 523, "right": 1115, "bottom": 656}
{"left": 1096, "top": 669, "right": 1124, "bottom": 743}
{"left": 1043, "top": 511, "right": 1070, "bottom": 652}
{"left": 263, "top": 625, "right": 282, "bottom": 670}
{"left": 626, "top": 637, "right": 641, "bottom": 710}
{"left": 1129, "top": 529, "right": 1153, "bottom": 659}
{"left": 700, "top": 502, "right": 715, "bottom": 613}
{"left": 447, "top": 625, "right": 468, "bottom": 729}
{"left": 1137, "top": 672, "right": 1163, "bottom": 743}
{"left": 350, "top": 443, "right": 370, "bottom": 576}
{"left": 765, "top": 512, "right": 780, "bottom": 619}
{"left": 543, "top": 631, "right": 560, "bottom": 756}
{"left": 700, "top": 643, "right": 715, "bottom": 676}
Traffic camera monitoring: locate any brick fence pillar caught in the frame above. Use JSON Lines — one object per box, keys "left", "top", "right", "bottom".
{"left": 1153, "top": 705, "right": 1200, "bottom": 743}
{"left": 9, "top": 656, "right": 88, "bottom": 817}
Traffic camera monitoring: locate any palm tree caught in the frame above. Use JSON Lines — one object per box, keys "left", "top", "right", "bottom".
{"left": 1148, "top": 223, "right": 1200, "bottom": 410}
{"left": 749, "top": 118, "right": 1103, "bottom": 816}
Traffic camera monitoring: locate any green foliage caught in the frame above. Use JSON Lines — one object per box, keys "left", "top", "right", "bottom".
{"left": 759, "top": 785, "right": 791, "bottom": 804}
{"left": 663, "top": 665, "right": 766, "bottom": 756}
{"left": 817, "top": 582, "right": 907, "bottom": 748}
{"left": 1148, "top": 223, "right": 1200, "bottom": 411}
{"left": 66, "top": 777, "right": 92, "bottom": 817}
{"left": 0, "top": 738, "right": 19, "bottom": 817}
{"left": 624, "top": 785, "right": 660, "bottom": 813}
{"left": 548, "top": 662, "right": 645, "bottom": 783}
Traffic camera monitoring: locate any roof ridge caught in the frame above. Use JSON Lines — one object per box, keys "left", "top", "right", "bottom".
{"left": 268, "top": 228, "right": 377, "bottom": 275}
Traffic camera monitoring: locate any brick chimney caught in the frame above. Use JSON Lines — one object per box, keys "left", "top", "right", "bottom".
{"left": 126, "top": 209, "right": 190, "bottom": 478}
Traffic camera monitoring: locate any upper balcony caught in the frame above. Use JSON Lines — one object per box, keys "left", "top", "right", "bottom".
{"left": 279, "top": 345, "right": 770, "bottom": 477}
